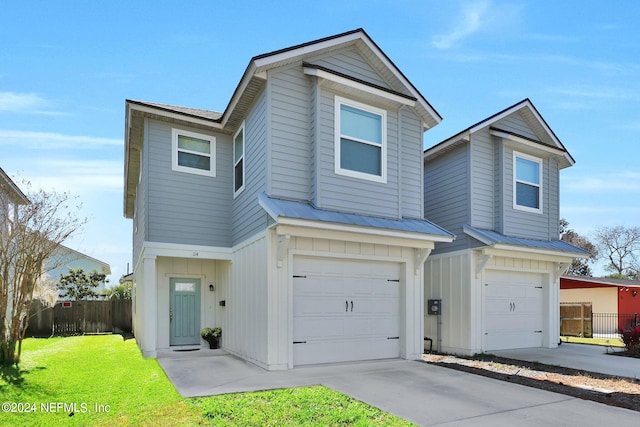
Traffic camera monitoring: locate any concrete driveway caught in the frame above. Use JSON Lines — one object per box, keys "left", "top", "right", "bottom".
{"left": 158, "top": 350, "right": 638, "bottom": 426}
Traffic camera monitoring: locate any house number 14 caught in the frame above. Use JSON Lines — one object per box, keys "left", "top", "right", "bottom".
{"left": 192, "top": 251, "right": 199, "bottom": 257}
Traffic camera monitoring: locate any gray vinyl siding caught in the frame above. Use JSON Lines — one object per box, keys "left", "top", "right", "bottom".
{"left": 311, "top": 47, "right": 411, "bottom": 218}
{"left": 133, "top": 131, "right": 147, "bottom": 263}
{"left": 469, "top": 129, "right": 495, "bottom": 229}
{"left": 424, "top": 143, "right": 470, "bottom": 253}
{"left": 232, "top": 89, "right": 269, "bottom": 245}
{"left": 145, "top": 119, "right": 232, "bottom": 247}
{"left": 310, "top": 76, "right": 319, "bottom": 205}
{"left": 313, "top": 48, "right": 390, "bottom": 88}
{"left": 316, "top": 88, "right": 400, "bottom": 218}
{"left": 266, "top": 46, "right": 424, "bottom": 219}
{"left": 500, "top": 145, "right": 555, "bottom": 241}
{"left": 269, "top": 66, "right": 311, "bottom": 201}
{"left": 400, "top": 107, "right": 424, "bottom": 219}
{"left": 494, "top": 112, "right": 540, "bottom": 140}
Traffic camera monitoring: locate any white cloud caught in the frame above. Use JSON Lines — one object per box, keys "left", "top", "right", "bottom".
{"left": 431, "top": 0, "right": 492, "bottom": 50}
{"left": 549, "top": 86, "right": 638, "bottom": 101}
{"left": 564, "top": 172, "right": 640, "bottom": 193}
{"left": 28, "top": 159, "right": 123, "bottom": 194}
{"left": 0, "top": 130, "right": 121, "bottom": 149}
{"left": 0, "top": 92, "right": 64, "bottom": 115}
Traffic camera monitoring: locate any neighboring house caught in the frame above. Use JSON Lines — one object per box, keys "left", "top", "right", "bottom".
{"left": 123, "top": 28, "right": 455, "bottom": 369}
{"left": 1, "top": 166, "right": 110, "bottom": 300}
{"left": 0, "top": 166, "right": 30, "bottom": 232}
{"left": 423, "top": 99, "right": 590, "bottom": 355}
{"left": 49, "top": 245, "right": 112, "bottom": 300}
{"left": 561, "top": 275, "right": 640, "bottom": 331}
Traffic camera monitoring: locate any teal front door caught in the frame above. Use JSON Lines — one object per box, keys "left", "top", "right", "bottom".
{"left": 170, "top": 278, "right": 201, "bottom": 346}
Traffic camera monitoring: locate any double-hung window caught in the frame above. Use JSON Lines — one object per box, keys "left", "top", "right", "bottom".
{"left": 171, "top": 129, "right": 216, "bottom": 177}
{"left": 233, "top": 123, "right": 245, "bottom": 196}
{"left": 513, "top": 152, "right": 542, "bottom": 212}
{"left": 335, "top": 97, "right": 386, "bottom": 183}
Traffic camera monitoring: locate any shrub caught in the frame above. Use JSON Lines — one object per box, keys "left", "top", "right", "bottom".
{"left": 618, "top": 325, "right": 640, "bottom": 354}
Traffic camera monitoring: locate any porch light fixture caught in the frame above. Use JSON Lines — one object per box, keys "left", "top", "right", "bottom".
{"left": 209, "top": 283, "right": 215, "bottom": 292}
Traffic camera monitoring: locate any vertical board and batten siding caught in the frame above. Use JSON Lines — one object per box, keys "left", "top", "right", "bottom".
{"left": 224, "top": 234, "right": 269, "bottom": 368}
{"left": 145, "top": 119, "right": 232, "bottom": 247}
{"left": 232, "top": 89, "right": 269, "bottom": 245}
{"left": 268, "top": 67, "right": 311, "bottom": 201}
{"left": 424, "top": 252, "right": 474, "bottom": 354}
{"left": 424, "top": 144, "right": 470, "bottom": 254}
{"left": 399, "top": 107, "right": 425, "bottom": 219}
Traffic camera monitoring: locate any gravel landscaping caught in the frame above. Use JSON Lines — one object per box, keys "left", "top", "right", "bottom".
{"left": 423, "top": 353, "right": 640, "bottom": 412}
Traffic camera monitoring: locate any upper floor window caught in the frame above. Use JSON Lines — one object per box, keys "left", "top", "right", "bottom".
{"left": 171, "top": 128, "right": 216, "bottom": 177}
{"left": 233, "top": 123, "right": 245, "bottom": 197}
{"left": 335, "top": 97, "right": 387, "bottom": 183}
{"left": 513, "top": 152, "right": 542, "bottom": 213}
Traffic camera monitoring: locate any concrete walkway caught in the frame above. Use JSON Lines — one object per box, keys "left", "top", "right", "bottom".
{"left": 493, "top": 342, "right": 640, "bottom": 379}
{"left": 158, "top": 347, "right": 639, "bottom": 426}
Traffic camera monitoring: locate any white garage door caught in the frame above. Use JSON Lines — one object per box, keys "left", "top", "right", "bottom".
{"left": 484, "top": 270, "right": 545, "bottom": 351}
{"left": 293, "top": 256, "right": 400, "bottom": 366}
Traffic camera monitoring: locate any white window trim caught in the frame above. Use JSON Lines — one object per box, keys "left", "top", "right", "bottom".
{"left": 334, "top": 96, "right": 387, "bottom": 183}
{"left": 171, "top": 128, "right": 216, "bottom": 177}
{"left": 233, "top": 122, "right": 245, "bottom": 198}
{"left": 513, "top": 151, "right": 543, "bottom": 214}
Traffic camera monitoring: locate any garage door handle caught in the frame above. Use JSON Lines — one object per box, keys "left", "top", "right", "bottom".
{"left": 350, "top": 300, "right": 353, "bottom": 312}
{"left": 346, "top": 300, "right": 349, "bottom": 312}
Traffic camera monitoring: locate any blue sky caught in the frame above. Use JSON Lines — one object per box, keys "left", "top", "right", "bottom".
{"left": 1, "top": 1, "right": 638, "bottom": 280}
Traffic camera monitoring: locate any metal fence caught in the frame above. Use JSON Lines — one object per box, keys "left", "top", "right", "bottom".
{"left": 592, "top": 313, "right": 639, "bottom": 337}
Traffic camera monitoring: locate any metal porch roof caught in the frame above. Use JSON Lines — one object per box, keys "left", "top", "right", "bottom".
{"left": 259, "top": 193, "right": 454, "bottom": 239}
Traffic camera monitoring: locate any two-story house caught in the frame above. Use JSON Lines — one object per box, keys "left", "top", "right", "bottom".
{"left": 0, "top": 166, "right": 30, "bottom": 231}
{"left": 2, "top": 166, "right": 111, "bottom": 299}
{"left": 423, "top": 99, "right": 590, "bottom": 355}
{"left": 123, "top": 29, "right": 455, "bottom": 370}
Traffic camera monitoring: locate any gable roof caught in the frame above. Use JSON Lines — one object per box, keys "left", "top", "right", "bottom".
{"left": 224, "top": 28, "right": 441, "bottom": 131}
{"left": 0, "top": 166, "right": 29, "bottom": 204}
{"left": 464, "top": 224, "right": 590, "bottom": 258}
{"left": 259, "top": 193, "right": 454, "bottom": 243}
{"left": 424, "top": 98, "right": 575, "bottom": 169}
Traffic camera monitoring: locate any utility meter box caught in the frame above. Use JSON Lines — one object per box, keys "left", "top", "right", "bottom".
{"left": 427, "top": 299, "right": 441, "bottom": 315}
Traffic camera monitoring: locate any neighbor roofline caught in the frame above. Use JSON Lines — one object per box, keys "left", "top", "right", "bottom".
{"left": 424, "top": 98, "right": 575, "bottom": 165}
{"left": 0, "top": 166, "right": 30, "bottom": 204}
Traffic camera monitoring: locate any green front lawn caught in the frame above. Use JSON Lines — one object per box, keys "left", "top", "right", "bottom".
{"left": 0, "top": 336, "right": 414, "bottom": 426}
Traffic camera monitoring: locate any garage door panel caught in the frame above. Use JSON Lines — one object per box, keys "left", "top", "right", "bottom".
{"left": 293, "top": 256, "right": 401, "bottom": 366}
{"left": 484, "top": 270, "right": 545, "bottom": 351}
{"left": 294, "top": 317, "right": 345, "bottom": 340}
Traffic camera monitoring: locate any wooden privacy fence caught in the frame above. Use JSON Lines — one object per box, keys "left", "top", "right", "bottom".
{"left": 560, "top": 302, "right": 593, "bottom": 338}
{"left": 27, "top": 299, "right": 132, "bottom": 337}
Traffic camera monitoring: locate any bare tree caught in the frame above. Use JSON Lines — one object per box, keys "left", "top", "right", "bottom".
{"left": 560, "top": 218, "right": 597, "bottom": 276}
{"left": 593, "top": 225, "right": 640, "bottom": 278}
{"left": 0, "top": 180, "right": 85, "bottom": 365}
